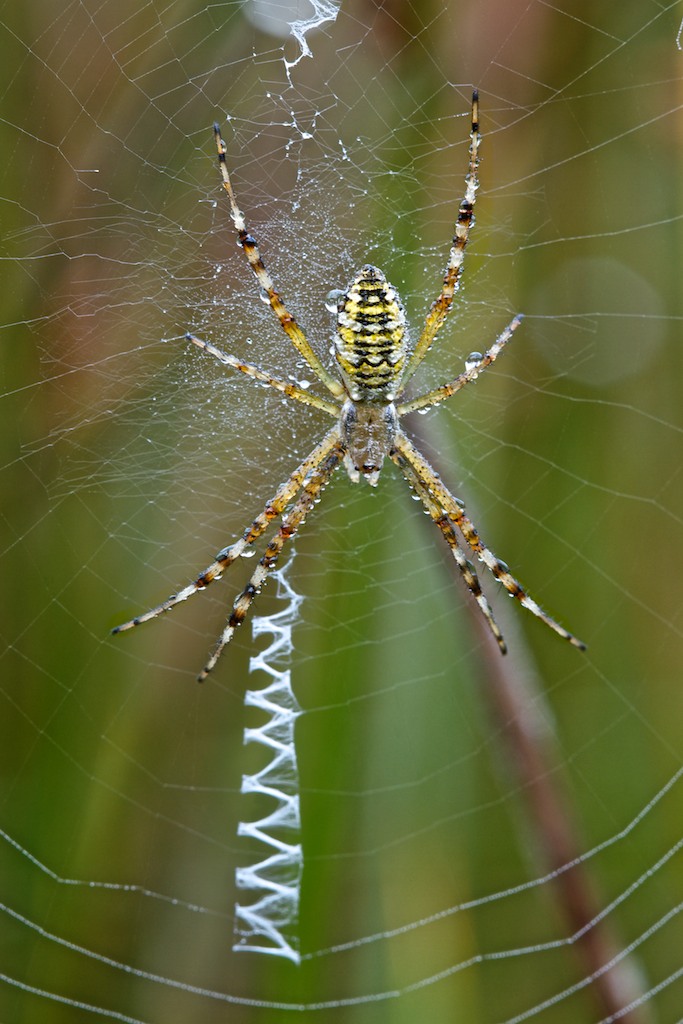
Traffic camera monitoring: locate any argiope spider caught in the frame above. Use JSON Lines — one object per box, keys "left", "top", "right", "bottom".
{"left": 113, "top": 91, "right": 585, "bottom": 681}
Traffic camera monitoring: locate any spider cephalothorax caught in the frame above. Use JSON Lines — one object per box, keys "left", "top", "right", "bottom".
{"left": 114, "top": 91, "right": 585, "bottom": 680}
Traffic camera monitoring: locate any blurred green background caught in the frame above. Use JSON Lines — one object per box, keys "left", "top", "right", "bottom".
{"left": 2, "top": 1, "right": 683, "bottom": 1021}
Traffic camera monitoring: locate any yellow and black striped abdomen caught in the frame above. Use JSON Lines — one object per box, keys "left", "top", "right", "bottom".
{"left": 334, "top": 265, "right": 407, "bottom": 401}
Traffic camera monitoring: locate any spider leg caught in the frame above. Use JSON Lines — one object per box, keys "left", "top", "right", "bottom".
{"left": 112, "top": 427, "right": 342, "bottom": 635}
{"left": 401, "top": 90, "right": 481, "bottom": 388}
{"left": 213, "top": 124, "right": 345, "bottom": 401}
{"left": 397, "top": 314, "right": 522, "bottom": 416}
{"left": 197, "top": 440, "right": 346, "bottom": 681}
{"left": 391, "top": 446, "right": 507, "bottom": 652}
{"left": 186, "top": 333, "right": 339, "bottom": 417}
{"left": 394, "top": 431, "right": 586, "bottom": 650}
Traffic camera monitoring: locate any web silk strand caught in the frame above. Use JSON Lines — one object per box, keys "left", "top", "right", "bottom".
{"left": 233, "top": 563, "right": 304, "bottom": 962}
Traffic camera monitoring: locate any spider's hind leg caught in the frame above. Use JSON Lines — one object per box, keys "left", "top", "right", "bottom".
{"left": 212, "top": 124, "right": 344, "bottom": 401}
{"left": 400, "top": 90, "right": 482, "bottom": 388}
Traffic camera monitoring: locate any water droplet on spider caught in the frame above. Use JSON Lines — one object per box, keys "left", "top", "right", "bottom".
{"left": 465, "top": 351, "right": 483, "bottom": 372}
{"left": 259, "top": 287, "right": 270, "bottom": 304}
{"left": 411, "top": 493, "right": 420, "bottom": 501}
{"left": 417, "top": 407, "right": 430, "bottom": 416}
{"left": 325, "top": 289, "right": 344, "bottom": 313}
{"left": 241, "top": 549, "right": 256, "bottom": 558}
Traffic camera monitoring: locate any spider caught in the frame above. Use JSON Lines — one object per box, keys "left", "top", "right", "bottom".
{"left": 113, "top": 91, "right": 585, "bottom": 681}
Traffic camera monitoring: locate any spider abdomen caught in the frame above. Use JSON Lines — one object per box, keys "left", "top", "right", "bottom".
{"left": 334, "top": 265, "right": 407, "bottom": 401}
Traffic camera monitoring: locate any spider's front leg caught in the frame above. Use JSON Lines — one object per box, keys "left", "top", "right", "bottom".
{"left": 394, "top": 431, "right": 586, "bottom": 651}
{"left": 390, "top": 446, "right": 507, "bottom": 653}
{"left": 198, "top": 439, "right": 346, "bottom": 681}
{"left": 112, "top": 427, "right": 342, "bottom": 637}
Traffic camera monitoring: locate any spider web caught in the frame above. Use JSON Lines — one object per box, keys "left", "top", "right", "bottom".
{"left": 2, "top": 1, "right": 683, "bottom": 1021}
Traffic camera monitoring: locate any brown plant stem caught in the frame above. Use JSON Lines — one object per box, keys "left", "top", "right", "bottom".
{"left": 409, "top": 418, "right": 649, "bottom": 1023}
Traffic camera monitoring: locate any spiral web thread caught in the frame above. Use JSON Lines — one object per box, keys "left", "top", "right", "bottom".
{"left": 233, "top": 562, "right": 304, "bottom": 962}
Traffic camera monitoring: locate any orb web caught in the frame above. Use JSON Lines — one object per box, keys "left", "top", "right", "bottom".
{"left": 2, "top": 1, "right": 683, "bottom": 1021}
